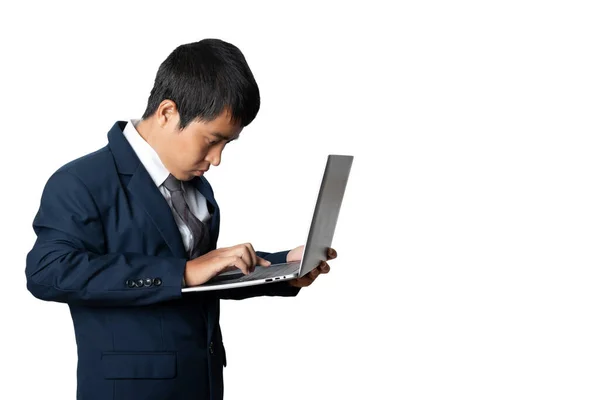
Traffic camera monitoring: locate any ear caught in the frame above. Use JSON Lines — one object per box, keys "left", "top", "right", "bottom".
{"left": 156, "top": 99, "right": 180, "bottom": 129}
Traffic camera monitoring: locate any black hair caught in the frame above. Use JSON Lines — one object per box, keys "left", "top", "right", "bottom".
{"left": 141, "top": 38, "right": 260, "bottom": 129}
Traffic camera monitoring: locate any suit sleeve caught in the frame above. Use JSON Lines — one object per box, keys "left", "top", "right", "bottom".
{"left": 214, "top": 250, "right": 302, "bottom": 300}
{"left": 25, "top": 170, "right": 186, "bottom": 307}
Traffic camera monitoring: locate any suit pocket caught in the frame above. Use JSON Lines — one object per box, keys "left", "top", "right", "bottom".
{"left": 101, "top": 351, "right": 177, "bottom": 379}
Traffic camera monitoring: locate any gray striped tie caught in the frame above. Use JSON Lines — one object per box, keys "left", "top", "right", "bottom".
{"left": 163, "top": 174, "right": 211, "bottom": 260}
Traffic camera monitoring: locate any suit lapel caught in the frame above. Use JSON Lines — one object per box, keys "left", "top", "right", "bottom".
{"left": 128, "top": 166, "right": 187, "bottom": 258}
{"left": 108, "top": 121, "right": 187, "bottom": 259}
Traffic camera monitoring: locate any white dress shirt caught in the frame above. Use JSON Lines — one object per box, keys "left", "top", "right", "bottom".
{"left": 122, "top": 119, "right": 212, "bottom": 255}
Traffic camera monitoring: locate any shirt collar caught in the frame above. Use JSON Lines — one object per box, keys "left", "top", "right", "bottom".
{"left": 122, "top": 119, "right": 170, "bottom": 187}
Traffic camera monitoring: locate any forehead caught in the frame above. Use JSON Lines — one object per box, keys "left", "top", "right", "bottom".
{"left": 189, "top": 110, "right": 242, "bottom": 137}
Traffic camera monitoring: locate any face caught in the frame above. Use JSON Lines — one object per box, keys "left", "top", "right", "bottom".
{"left": 152, "top": 101, "right": 243, "bottom": 181}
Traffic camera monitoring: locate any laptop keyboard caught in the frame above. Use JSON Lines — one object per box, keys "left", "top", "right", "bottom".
{"left": 239, "top": 263, "right": 299, "bottom": 281}
{"left": 206, "top": 262, "right": 300, "bottom": 284}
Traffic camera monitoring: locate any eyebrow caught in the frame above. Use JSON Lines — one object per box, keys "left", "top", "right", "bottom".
{"left": 212, "top": 132, "right": 239, "bottom": 142}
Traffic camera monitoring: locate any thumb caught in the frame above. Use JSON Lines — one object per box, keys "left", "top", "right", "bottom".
{"left": 258, "top": 257, "right": 272, "bottom": 267}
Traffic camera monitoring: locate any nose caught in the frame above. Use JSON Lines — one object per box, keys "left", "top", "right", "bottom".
{"left": 206, "top": 148, "right": 222, "bottom": 167}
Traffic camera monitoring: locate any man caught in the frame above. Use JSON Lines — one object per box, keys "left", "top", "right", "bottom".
{"left": 25, "top": 38, "right": 337, "bottom": 400}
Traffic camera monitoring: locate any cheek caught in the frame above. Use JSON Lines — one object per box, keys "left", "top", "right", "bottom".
{"left": 179, "top": 138, "right": 205, "bottom": 160}
{"left": 166, "top": 133, "right": 200, "bottom": 169}
{"left": 197, "top": 143, "right": 210, "bottom": 159}
{"left": 189, "top": 141, "right": 209, "bottom": 163}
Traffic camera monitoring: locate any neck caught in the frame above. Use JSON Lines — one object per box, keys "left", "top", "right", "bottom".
{"left": 135, "top": 118, "right": 153, "bottom": 142}
{"left": 134, "top": 118, "right": 177, "bottom": 177}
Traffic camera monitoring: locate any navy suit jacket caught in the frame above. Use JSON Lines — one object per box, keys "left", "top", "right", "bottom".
{"left": 26, "top": 121, "right": 300, "bottom": 400}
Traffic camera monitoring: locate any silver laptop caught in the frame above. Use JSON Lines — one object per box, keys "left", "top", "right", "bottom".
{"left": 182, "top": 154, "right": 354, "bottom": 293}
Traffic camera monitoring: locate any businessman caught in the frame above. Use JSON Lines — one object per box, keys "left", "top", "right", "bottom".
{"left": 25, "top": 38, "right": 337, "bottom": 400}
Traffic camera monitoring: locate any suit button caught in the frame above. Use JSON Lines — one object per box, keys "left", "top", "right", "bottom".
{"left": 144, "top": 278, "right": 153, "bottom": 287}
{"left": 153, "top": 278, "right": 162, "bottom": 286}
{"left": 126, "top": 279, "right": 135, "bottom": 288}
{"left": 135, "top": 279, "right": 144, "bottom": 288}
{"left": 209, "top": 342, "right": 214, "bottom": 355}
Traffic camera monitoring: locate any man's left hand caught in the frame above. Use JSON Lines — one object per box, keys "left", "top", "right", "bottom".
{"left": 286, "top": 245, "right": 337, "bottom": 288}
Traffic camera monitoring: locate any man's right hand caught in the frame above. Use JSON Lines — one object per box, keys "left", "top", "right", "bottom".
{"left": 183, "top": 243, "right": 271, "bottom": 287}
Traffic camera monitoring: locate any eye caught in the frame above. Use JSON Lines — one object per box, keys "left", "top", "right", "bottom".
{"left": 208, "top": 139, "right": 219, "bottom": 145}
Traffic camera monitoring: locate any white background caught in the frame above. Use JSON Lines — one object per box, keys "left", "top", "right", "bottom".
{"left": 1, "top": 1, "right": 599, "bottom": 399}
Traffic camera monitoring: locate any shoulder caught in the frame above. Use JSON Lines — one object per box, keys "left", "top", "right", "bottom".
{"left": 43, "top": 145, "right": 117, "bottom": 201}
{"left": 56, "top": 145, "right": 112, "bottom": 180}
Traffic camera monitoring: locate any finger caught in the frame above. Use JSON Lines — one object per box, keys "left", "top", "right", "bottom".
{"left": 242, "top": 242, "right": 258, "bottom": 270}
{"left": 226, "top": 255, "right": 250, "bottom": 275}
{"left": 237, "top": 243, "right": 255, "bottom": 272}
{"left": 289, "top": 278, "right": 304, "bottom": 288}
{"left": 327, "top": 248, "right": 337, "bottom": 260}
{"left": 294, "top": 276, "right": 313, "bottom": 288}
{"left": 221, "top": 265, "right": 238, "bottom": 273}
{"left": 238, "top": 248, "right": 254, "bottom": 273}
{"left": 304, "top": 273, "right": 318, "bottom": 286}
{"left": 257, "top": 256, "right": 271, "bottom": 267}
{"left": 318, "top": 261, "right": 330, "bottom": 274}
{"left": 295, "top": 272, "right": 317, "bottom": 288}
